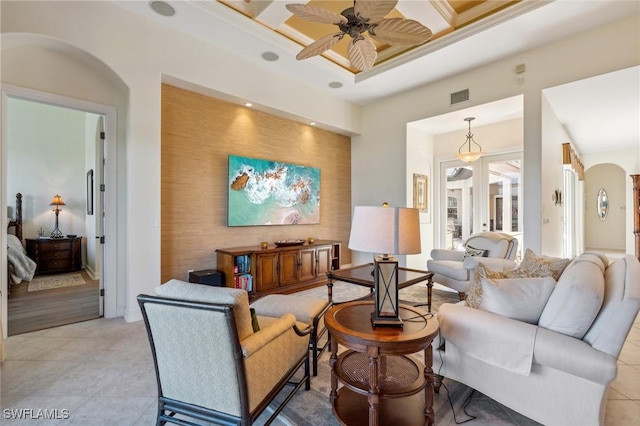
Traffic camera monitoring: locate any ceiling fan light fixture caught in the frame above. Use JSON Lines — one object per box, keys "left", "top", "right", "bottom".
{"left": 456, "top": 117, "right": 484, "bottom": 163}
{"left": 286, "top": 0, "right": 432, "bottom": 72}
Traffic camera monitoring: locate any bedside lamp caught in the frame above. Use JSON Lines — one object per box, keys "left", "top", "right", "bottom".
{"left": 50, "top": 194, "right": 66, "bottom": 238}
{"left": 348, "top": 205, "right": 421, "bottom": 327}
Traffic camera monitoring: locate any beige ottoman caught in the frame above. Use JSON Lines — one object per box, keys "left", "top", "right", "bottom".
{"left": 250, "top": 294, "right": 331, "bottom": 376}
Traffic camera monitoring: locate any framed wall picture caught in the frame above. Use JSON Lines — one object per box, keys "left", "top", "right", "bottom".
{"left": 228, "top": 155, "right": 320, "bottom": 226}
{"left": 413, "top": 173, "right": 428, "bottom": 214}
{"left": 86, "top": 169, "right": 94, "bottom": 215}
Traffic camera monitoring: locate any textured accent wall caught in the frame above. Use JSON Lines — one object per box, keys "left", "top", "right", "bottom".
{"left": 161, "top": 84, "right": 352, "bottom": 281}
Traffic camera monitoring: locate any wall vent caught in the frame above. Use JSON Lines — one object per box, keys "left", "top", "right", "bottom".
{"left": 450, "top": 89, "right": 469, "bottom": 105}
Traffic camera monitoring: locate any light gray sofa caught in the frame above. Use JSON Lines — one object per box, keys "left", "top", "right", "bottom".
{"left": 434, "top": 252, "right": 640, "bottom": 426}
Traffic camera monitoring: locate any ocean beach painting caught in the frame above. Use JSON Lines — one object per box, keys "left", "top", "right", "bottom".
{"left": 228, "top": 155, "right": 320, "bottom": 226}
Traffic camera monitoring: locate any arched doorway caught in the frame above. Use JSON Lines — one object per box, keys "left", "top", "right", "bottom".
{"left": 1, "top": 34, "right": 128, "bottom": 339}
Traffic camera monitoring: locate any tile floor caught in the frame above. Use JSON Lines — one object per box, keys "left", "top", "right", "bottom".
{"left": 1, "top": 283, "right": 639, "bottom": 425}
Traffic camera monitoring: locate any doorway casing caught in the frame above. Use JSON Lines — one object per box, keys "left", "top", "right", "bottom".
{"left": 1, "top": 83, "right": 119, "bottom": 338}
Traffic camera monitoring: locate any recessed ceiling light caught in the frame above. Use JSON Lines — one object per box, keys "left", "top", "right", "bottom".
{"left": 328, "top": 82, "right": 343, "bottom": 89}
{"left": 245, "top": 102, "right": 252, "bottom": 107}
{"left": 261, "top": 52, "right": 279, "bottom": 62}
{"left": 149, "top": 1, "right": 175, "bottom": 17}
{"left": 310, "top": 122, "right": 316, "bottom": 126}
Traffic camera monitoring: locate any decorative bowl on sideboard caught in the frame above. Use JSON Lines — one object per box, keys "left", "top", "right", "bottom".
{"left": 274, "top": 239, "right": 305, "bottom": 247}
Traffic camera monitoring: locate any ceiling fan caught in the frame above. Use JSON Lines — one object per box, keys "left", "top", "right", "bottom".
{"left": 286, "top": 0, "right": 433, "bottom": 71}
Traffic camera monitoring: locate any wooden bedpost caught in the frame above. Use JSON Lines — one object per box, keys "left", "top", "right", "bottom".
{"left": 15, "top": 193, "right": 23, "bottom": 241}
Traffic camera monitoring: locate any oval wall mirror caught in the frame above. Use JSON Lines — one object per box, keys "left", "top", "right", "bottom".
{"left": 597, "top": 188, "right": 608, "bottom": 221}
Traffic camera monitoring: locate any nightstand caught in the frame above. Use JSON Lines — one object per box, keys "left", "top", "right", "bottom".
{"left": 26, "top": 237, "right": 82, "bottom": 275}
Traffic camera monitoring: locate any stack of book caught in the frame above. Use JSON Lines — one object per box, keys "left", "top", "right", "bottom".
{"left": 234, "top": 255, "right": 253, "bottom": 291}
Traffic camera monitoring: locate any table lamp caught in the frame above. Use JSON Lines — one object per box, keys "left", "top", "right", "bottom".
{"left": 348, "top": 204, "right": 421, "bottom": 327}
{"left": 50, "top": 194, "right": 66, "bottom": 238}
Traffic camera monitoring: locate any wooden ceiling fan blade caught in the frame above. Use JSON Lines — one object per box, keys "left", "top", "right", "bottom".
{"left": 354, "top": 0, "right": 398, "bottom": 23}
{"left": 348, "top": 37, "right": 377, "bottom": 71}
{"left": 286, "top": 4, "right": 348, "bottom": 25}
{"left": 369, "top": 18, "right": 433, "bottom": 45}
{"left": 296, "top": 32, "right": 345, "bottom": 60}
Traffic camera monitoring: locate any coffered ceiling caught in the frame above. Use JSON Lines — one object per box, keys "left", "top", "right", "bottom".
{"left": 217, "top": 0, "right": 519, "bottom": 73}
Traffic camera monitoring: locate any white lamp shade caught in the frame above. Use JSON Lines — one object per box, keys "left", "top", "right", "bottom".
{"left": 348, "top": 206, "right": 421, "bottom": 255}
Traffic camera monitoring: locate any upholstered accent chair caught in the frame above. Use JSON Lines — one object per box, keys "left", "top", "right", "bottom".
{"left": 427, "top": 231, "right": 519, "bottom": 300}
{"left": 138, "top": 280, "right": 312, "bottom": 426}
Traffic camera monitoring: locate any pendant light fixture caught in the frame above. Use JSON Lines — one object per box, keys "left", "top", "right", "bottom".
{"left": 456, "top": 117, "right": 484, "bottom": 163}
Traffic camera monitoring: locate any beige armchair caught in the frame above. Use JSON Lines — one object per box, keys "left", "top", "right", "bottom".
{"left": 427, "top": 231, "right": 518, "bottom": 300}
{"left": 138, "top": 279, "right": 311, "bottom": 426}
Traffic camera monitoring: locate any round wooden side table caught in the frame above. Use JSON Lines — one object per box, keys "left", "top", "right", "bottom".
{"left": 324, "top": 301, "right": 439, "bottom": 426}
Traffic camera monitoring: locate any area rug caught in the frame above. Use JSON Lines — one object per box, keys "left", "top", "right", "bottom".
{"left": 27, "top": 273, "right": 86, "bottom": 292}
{"left": 255, "top": 281, "right": 465, "bottom": 426}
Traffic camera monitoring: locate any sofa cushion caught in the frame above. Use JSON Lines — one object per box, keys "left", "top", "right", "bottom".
{"left": 479, "top": 276, "right": 555, "bottom": 324}
{"left": 538, "top": 261, "right": 605, "bottom": 339}
{"left": 156, "top": 279, "right": 254, "bottom": 341}
{"left": 513, "top": 248, "right": 571, "bottom": 281}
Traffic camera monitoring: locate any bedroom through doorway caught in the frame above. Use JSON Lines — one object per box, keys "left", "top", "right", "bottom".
{"left": 5, "top": 96, "right": 105, "bottom": 336}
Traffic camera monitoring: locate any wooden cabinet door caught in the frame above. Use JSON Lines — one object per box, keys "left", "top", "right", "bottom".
{"left": 298, "top": 247, "right": 316, "bottom": 282}
{"left": 279, "top": 250, "right": 299, "bottom": 286}
{"left": 316, "top": 245, "right": 332, "bottom": 276}
{"left": 255, "top": 252, "right": 279, "bottom": 292}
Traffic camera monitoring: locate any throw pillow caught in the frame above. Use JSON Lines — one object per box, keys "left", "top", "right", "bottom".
{"left": 513, "top": 248, "right": 571, "bottom": 281}
{"left": 464, "top": 245, "right": 489, "bottom": 259}
{"left": 465, "top": 263, "right": 511, "bottom": 308}
{"left": 478, "top": 276, "right": 555, "bottom": 324}
{"left": 538, "top": 261, "right": 605, "bottom": 339}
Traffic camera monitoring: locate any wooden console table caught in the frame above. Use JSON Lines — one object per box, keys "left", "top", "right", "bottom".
{"left": 324, "top": 301, "right": 439, "bottom": 426}
{"left": 217, "top": 240, "right": 341, "bottom": 298}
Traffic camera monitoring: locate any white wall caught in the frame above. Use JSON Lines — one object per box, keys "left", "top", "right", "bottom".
{"left": 7, "top": 99, "right": 88, "bottom": 240}
{"left": 540, "top": 95, "right": 571, "bottom": 257}
{"left": 405, "top": 124, "right": 434, "bottom": 269}
{"left": 354, "top": 15, "right": 639, "bottom": 258}
{"left": 584, "top": 164, "right": 626, "bottom": 251}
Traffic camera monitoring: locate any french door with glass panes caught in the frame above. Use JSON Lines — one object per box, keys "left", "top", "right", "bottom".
{"left": 440, "top": 153, "right": 523, "bottom": 259}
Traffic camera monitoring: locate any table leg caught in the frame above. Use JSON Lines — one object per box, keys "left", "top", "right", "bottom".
{"left": 327, "top": 277, "right": 334, "bottom": 304}
{"left": 367, "top": 346, "right": 380, "bottom": 426}
{"left": 329, "top": 334, "right": 338, "bottom": 404}
{"left": 426, "top": 275, "right": 433, "bottom": 314}
{"left": 424, "top": 344, "right": 435, "bottom": 426}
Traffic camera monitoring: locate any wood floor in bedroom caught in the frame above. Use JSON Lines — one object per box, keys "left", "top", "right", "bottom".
{"left": 7, "top": 269, "right": 100, "bottom": 336}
